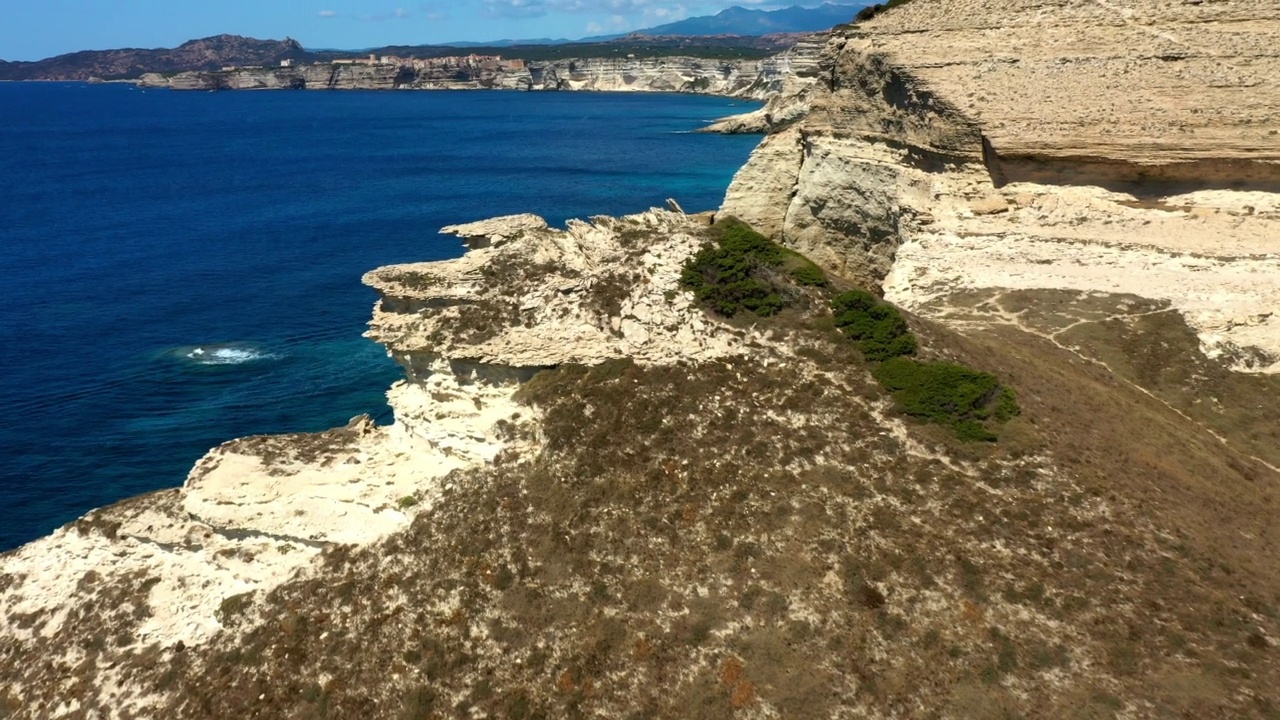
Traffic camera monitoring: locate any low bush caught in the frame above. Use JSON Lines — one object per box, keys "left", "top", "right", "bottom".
{"left": 216, "top": 592, "right": 254, "bottom": 625}
{"left": 830, "top": 290, "right": 917, "bottom": 361}
{"left": 680, "top": 219, "right": 827, "bottom": 318}
{"left": 681, "top": 225, "right": 1020, "bottom": 441}
{"left": 830, "top": 291, "right": 1020, "bottom": 441}
{"left": 993, "top": 386, "right": 1022, "bottom": 423}
{"left": 789, "top": 259, "right": 828, "bottom": 288}
{"left": 873, "top": 357, "right": 1020, "bottom": 441}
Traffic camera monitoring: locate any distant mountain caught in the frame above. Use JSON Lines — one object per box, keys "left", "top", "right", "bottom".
{"left": 440, "top": 38, "right": 575, "bottom": 48}
{"left": 435, "top": 4, "right": 862, "bottom": 47}
{"left": 631, "top": 3, "right": 865, "bottom": 36}
{"left": 0, "top": 35, "right": 308, "bottom": 81}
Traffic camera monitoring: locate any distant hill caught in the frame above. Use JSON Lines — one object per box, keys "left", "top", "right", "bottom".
{"left": 0, "top": 33, "right": 800, "bottom": 81}
{"left": 0, "top": 7, "right": 862, "bottom": 82}
{"left": 439, "top": 38, "right": 575, "bottom": 48}
{"left": 0, "top": 35, "right": 308, "bottom": 81}
{"left": 632, "top": 3, "right": 865, "bottom": 36}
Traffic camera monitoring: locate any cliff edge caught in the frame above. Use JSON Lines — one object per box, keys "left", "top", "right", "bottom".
{"left": 721, "top": 0, "right": 1280, "bottom": 375}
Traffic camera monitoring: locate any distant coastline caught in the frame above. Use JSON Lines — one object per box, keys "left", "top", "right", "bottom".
{"left": 130, "top": 54, "right": 794, "bottom": 97}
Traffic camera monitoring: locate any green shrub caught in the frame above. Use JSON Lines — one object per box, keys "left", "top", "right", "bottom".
{"left": 787, "top": 256, "right": 828, "bottom": 287}
{"left": 954, "top": 420, "right": 998, "bottom": 443}
{"left": 873, "top": 357, "right": 1019, "bottom": 441}
{"left": 993, "top": 387, "right": 1021, "bottom": 423}
{"left": 680, "top": 219, "right": 823, "bottom": 317}
{"left": 216, "top": 592, "right": 255, "bottom": 624}
{"left": 827, "top": 290, "right": 1021, "bottom": 441}
{"left": 830, "top": 290, "right": 917, "bottom": 361}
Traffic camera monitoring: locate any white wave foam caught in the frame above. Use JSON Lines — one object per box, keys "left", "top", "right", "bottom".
{"left": 179, "top": 344, "right": 278, "bottom": 366}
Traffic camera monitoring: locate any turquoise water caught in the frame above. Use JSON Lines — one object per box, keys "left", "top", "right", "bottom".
{"left": 0, "top": 84, "right": 761, "bottom": 550}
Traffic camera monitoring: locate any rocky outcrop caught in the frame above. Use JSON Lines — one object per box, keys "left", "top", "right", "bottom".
{"left": 719, "top": 0, "right": 1280, "bottom": 370}
{"left": 0, "top": 366, "right": 543, "bottom": 711}
{"left": 701, "top": 32, "right": 828, "bottom": 132}
{"left": 0, "top": 209, "right": 757, "bottom": 714}
{"left": 365, "top": 212, "right": 744, "bottom": 367}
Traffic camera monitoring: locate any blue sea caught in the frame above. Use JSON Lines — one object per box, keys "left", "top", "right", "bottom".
{"left": 0, "top": 84, "right": 761, "bottom": 551}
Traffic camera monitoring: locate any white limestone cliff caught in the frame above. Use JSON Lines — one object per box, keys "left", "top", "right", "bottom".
{"left": 718, "top": 0, "right": 1280, "bottom": 371}
{"left": 7, "top": 2, "right": 1280, "bottom": 711}
{"left": 137, "top": 52, "right": 804, "bottom": 97}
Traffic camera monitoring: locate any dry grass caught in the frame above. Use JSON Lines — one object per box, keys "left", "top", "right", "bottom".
{"left": 108, "top": 302, "right": 1278, "bottom": 719}
{"left": 6, "top": 280, "right": 1279, "bottom": 718}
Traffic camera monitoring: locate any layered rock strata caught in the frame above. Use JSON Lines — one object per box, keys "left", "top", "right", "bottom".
{"left": 718, "top": 0, "right": 1280, "bottom": 370}
{"left": 701, "top": 32, "right": 828, "bottom": 133}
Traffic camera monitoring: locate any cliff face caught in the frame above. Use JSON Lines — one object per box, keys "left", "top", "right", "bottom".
{"left": 720, "top": 0, "right": 1280, "bottom": 373}
{"left": 136, "top": 53, "right": 804, "bottom": 96}
{"left": 515, "top": 56, "right": 771, "bottom": 95}
{"left": 142, "top": 63, "right": 406, "bottom": 91}
{"left": 700, "top": 32, "right": 828, "bottom": 132}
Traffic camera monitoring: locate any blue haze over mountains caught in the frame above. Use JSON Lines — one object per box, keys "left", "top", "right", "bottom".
{"left": 452, "top": 3, "right": 867, "bottom": 45}
{"left": 617, "top": 3, "right": 865, "bottom": 37}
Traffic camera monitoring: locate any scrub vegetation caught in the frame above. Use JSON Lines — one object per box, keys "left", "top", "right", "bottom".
{"left": 830, "top": 289, "right": 1020, "bottom": 441}
{"left": 682, "top": 221, "right": 1019, "bottom": 441}
{"left": 145, "top": 291, "right": 1280, "bottom": 720}
{"left": 680, "top": 218, "right": 827, "bottom": 318}
{"left": 7, "top": 222, "right": 1279, "bottom": 720}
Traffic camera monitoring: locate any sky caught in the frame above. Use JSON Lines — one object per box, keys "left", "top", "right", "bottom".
{"left": 0, "top": 0, "right": 840, "bottom": 61}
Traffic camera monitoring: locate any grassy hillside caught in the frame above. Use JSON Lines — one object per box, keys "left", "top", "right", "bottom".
{"left": 123, "top": 224, "right": 1280, "bottom": 719}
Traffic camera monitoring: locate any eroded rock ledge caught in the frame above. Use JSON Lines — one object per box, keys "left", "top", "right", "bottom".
{"left": 364, "top": 211, "right": 743, "bottom": 367}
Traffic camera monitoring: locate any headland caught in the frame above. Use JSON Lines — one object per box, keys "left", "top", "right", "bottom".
{"left": 4, "top": 1, "right": 1280, "bottom": 717}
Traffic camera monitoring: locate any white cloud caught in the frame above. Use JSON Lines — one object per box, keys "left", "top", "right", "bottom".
{"left": 357, "top": 8, "right": 415, "bottom": 21}
{"left": 319, "top": 6, "right": 417, "bottom": 21}
{"left": 419, "top": 1, "right": 449, "bottom": 21}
